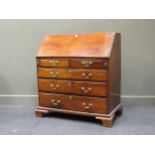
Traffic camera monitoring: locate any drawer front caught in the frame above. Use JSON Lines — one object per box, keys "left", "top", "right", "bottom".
{"left": 70, "top": 58, "right": 108, "bottom": 69}
{"left": 70, "top": 69, "right": 107, "bottom": 81}
{"left": 38, "top": 68, "right": 69, "bottom": 79}
{"left": 39, "top": 92, "right": 71, "bottom": 110}
{"left": 38, "top": 68, "right": 107, "bottom": 81}
{"left": 38, "top": 79, "right": 71, "bottom": 93}
{"left": 38, "top": 79, "right": 108, "bottom": 97}
{"left": 39, "top": 92, "right": 108, "bottom": 114}
{"left": 39, "top": 58, "right": 69, "bottom": 68}
{"left": 71, "top": 95, "right": 108, "bottom": 114}
{"left": 71, "top": 81, "right": 107, "bottom": 97}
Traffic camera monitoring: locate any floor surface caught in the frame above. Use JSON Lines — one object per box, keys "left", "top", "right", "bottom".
{"left": 0, "top": 104, "right": 155, "bottom": 135}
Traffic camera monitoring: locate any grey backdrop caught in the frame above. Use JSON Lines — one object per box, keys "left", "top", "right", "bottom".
{"left": 0, "top": 19, "right": 155, "bottom": 104}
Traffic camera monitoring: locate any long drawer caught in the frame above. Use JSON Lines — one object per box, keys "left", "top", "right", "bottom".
{"left": 38, "top": 68, "right": 108, "bottom": 81}
{"left": 39, "top": 92, "right": 108, "bottom": 114}
{"left": 38, "top": 79, "right": 108, "bottom": 97}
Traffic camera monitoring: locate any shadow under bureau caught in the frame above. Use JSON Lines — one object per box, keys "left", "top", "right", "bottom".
{"left": 35, "top": 32, "right": 122, "bottom": 127}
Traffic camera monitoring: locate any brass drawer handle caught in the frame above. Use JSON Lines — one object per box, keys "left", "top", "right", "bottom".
{"left": 82, "top": 102, "right": 86, "bottom": 106}
{"left": 81, "top": 87, "right": 92, "bottom": 90}
{"left": 81, "top": 87, "right": 92, "bottom": 93}
{"left": 83, "top": 106, "right": 90, "bottom": 109}
{"left": 49, "top": 71, "right": 60, "bottom": 77}
{"left": 53, "top": 103, "right": 59, "bottom": 106}
{"left": 82, "top": 103, "right": 92, "bottom": 106}
{"left": 69, "top": 96, "right": 72, "bottom": 100}
{"left": 82, "top": 103, "right": 92, "bottom": 109}
{"left": 50, "top": 84, "right": 60, "bottom": 90}
{"left": 81, "top": 60, "right": 93, "bottom": 67}
{"left": 81, "top": 87, "right": 85, "bottom": 90}
{"left": 88, "top": 73, "right": 92, "bottom": 76}
{"left": 51, "top": 99, "right": 61, "bottom": 106}
{"left": 104, "top": 61, "right": 108, "bottom": 67}
{"left": 81, "top": 73, "right": 92, "bottom": 79}
{"left": 49, "top": 60, "right": 59, "bottom": 66}
{"left": 81, "top": 73, "right": 86, "bottom": 77}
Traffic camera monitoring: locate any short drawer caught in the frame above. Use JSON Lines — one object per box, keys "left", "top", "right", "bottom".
{"left": 38, "top": 79, "right": 108, "bottom": 97}
{"left": 38, "top": 68, "right": 108, "bottom": 81}
{"left": 39, "top": 92, "right": 108, "bottom": 114}
{"left": 70, "top": 58, "right": 108, "bottom": 69}
{"left": 39, "top": 58, "right": 69, "bottom": 68}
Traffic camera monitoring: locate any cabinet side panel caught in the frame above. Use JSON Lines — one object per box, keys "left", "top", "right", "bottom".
{"left": 108, "top": 33, "right": 121, "bottom": 113}
{"left": 36, "top": 58, "right": 40, "bottom": 106}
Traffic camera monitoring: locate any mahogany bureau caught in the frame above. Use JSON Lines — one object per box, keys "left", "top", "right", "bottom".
{"left": 35, "top": 32, "right": 122, "bottom": 127}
